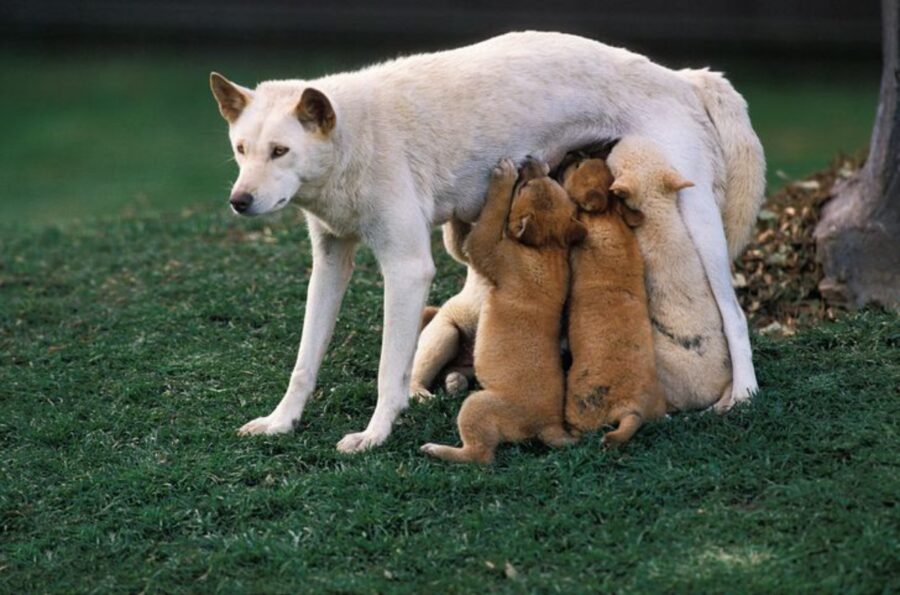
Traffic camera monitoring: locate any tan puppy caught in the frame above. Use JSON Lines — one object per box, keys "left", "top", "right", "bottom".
{"left": 606, "top": 137, "right": 733, "bottom": 412}
{"left": 562, "top": 157, "right": 666, "bottom": 445}
{"left": 413, "top": 301, "right": 478, "bottom": 397}
{"left": 421, "top": 157, "right": 586, "bottom": 464}
{"left": 410, "top": 219, "right": 483, "bottom": 398}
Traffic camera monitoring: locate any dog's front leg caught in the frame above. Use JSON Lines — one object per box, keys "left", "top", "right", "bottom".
{"left": 238, "top": 218, "right": 357, "bottom": 435}
{"left": 336, "top": 215, "right": 435, "bottom": 453}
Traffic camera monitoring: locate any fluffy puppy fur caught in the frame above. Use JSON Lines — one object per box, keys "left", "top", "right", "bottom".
{"left": 410, "top": 219, "right": 483, "bottom": 398}
{"left": 421, "top": 157, "right": 586, "bottom": 464}
{"left": 562, "top": 157, "right": 666, "bottom": 445}
{"left": 606, "top": 137, "right": 733, "bottom": 412}
{"left": 412, "top": 301, "right": 478, "bottom": 397}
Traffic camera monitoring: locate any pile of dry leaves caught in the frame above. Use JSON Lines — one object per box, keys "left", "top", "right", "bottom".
{"left": 733, "top": 156, "right": 863, "bottom": 336}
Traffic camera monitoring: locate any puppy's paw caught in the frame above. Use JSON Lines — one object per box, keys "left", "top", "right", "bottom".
{"left": 492, "top": 157, "right": 517, "bottom": 181}
{"left": 337, "top": 429, "right": 389, "bottom": 454}
{"left": 420, "top": 443, "right": 440, "bottom": 456}
{"left": 237, "top": 414, "right": 295, "bottom": 436}
{"left": 444, "top": 372, "right": 469, "bottom": 396}
{"left": 409, "top": 384, "right": 435, "bottom": 402}
{"left": 713, "top": 384, "right": 756, "bottom": 414}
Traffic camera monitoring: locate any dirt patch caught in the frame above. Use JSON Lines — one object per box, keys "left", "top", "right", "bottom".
{"left": 733, "top": 156, "right": 863, "bottom": 336}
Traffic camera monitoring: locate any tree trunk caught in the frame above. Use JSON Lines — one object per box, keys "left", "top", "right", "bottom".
{"left": 815, "top": 0, "right": 900, "bottom": 309}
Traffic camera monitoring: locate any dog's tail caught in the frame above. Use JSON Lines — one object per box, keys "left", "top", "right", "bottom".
{"left": 680, "top": 68, "right": 766, "bottom": 259}
{"left": 442, "top": 218, "right": 473, "bottom": 265}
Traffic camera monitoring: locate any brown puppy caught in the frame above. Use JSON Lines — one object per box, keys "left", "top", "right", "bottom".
{"left": 421, "top": 157, "right": 586, "bottom": 464}
{"left": 562, "top": 157, "right": 666, "bottom": 445}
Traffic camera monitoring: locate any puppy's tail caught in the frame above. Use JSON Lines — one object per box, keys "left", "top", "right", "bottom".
{"left": 442, "top": 218, "right": 473, "bottom": 265}
{"left": 680, "top": 68, "right": 766, "bottom": 259}
{"left": 602, "top": 413, "right": 642, "bottom": 447}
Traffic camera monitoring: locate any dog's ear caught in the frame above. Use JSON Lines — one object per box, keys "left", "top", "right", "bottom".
{"left": 618, "top": 201, "right": 646, "bottom": 228}
{"left": 567, "top": 218, "right": 588, "bottom": 245}
{"left": 609, "top": 173, "right": 638, "bottom": 200}
{"left": 296, "top": 88, "right": 336, "bottom": 134}
{"left": 210, "top": 72, "right": 252, "bottom": 123}
{"left": 663, "top": 169, "right": 694, "bottom": 192}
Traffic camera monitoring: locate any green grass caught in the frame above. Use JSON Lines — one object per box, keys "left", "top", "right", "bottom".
{"left": 0, "top": 47, "right": 880, "bottom": 226}
{"left": 2, "top": 206, "right": 899, "bottom": 593}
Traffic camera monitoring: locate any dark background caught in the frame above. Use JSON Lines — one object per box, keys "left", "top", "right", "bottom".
{"left": 0, "top": 0, "right": 884, "bottom": 224}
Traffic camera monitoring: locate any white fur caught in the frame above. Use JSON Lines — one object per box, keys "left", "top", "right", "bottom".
{"left": 216, "top": 31, "right": 764, "bottom": 451}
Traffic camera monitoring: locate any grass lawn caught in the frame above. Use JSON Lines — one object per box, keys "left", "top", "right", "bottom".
{"left": 1, "top": 43, "right": 897, "bottom": 592}
{"left": 2, "top": 205, "right": 899, "bottom": 592}
{"left": 0, "top": 46, "right": 880, "bottom": 226}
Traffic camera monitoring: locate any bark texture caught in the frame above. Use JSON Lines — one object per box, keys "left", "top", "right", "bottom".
{"left": 815, "top": 0, "right": 900, "bottom": 308}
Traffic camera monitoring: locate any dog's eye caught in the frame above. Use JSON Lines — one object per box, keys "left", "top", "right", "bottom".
{"left": 271, "top": 146, "right": 289, "bottom": 159}
{"left": 236, "top": 143, "right": 245, "bottom": 155}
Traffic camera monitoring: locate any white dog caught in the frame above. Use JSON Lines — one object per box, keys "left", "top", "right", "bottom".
{"left": 210, "top": 31, "right": 765, "bottom": 453}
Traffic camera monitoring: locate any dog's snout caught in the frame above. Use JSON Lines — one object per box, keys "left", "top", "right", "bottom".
{"left": 230, "top": 192, "right": 254, "bottom": 214}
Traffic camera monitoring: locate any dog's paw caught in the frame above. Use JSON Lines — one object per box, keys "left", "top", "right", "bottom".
{"left": 237, "top": 414, "right": 295, "bottom": 436}
{"left": 444, "top": 372, "right": 469, "bottom": 396}
{"left": 336, "top": 429, "right": 389, "bottom": 454}
{"left": 492, "top": 157, "right": 516, "bottom": 181}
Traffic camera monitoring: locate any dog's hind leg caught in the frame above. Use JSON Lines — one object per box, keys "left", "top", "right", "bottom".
{"left": 661, "top": 142, "right": 758, "bottom": 410}
{"left": 678, "top": 180, "right": 758, "bottom": 409}
{"left": 239, "top": 218, "right": 358, "bottom": 436}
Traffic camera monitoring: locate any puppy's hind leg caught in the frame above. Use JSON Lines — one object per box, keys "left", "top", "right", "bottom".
{"left": 712, "top": 380, "right": 735, "bottom": 414}
{"left": 421, "top": 390, "right": 502, "bottom": 464}
{"left": 538, "top": 425, "right": 579, "bottom": 448}
{"left": 444, "top": 370, "right": 471, "bottom": 396}
{"left": 410, "top": 310, "right": 462, "bottom": 400}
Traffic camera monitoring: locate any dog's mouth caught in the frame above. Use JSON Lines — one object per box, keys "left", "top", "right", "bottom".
{"left": 275, "top": 198, "right": 288, "bottom": 207}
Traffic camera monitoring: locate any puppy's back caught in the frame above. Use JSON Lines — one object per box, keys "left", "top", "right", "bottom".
{"left": 566, "top": 208, "right": 664, "bottom": 434}
{"left": 636, "top": 196, "right": 732, "bottom": 410}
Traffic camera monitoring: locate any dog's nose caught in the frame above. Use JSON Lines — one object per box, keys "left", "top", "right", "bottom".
{"left": 229, "top": 192, "right": 254, "bottom": 213}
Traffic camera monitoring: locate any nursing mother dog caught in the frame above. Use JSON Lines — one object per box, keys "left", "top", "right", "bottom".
{"left": 210, "top": 31, "right": 764, "bottom": 453}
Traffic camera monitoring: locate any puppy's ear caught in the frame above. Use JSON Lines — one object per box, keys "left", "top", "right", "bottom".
{"left": 618, "top": 202, "right": 646, "bottom": 228}
{"left": 296, "top": 88, "right": 336, "bottom": 134}
{"left": 513, "top": 214, "right": 532, "bottom": 240}
{"left": 585, "top": 189, "right": 609, "bottom": 212}
{"left": 609, "top": 173, "right": 638, "bottom": 200}
{"left": 663, "top": 169, "right": 694, "bottom": 192}
{"left": 567, "top": 218, "right": 588, "bottom": 245}
{"left": 210, "top": 72, "right": 252, "bottom": 123}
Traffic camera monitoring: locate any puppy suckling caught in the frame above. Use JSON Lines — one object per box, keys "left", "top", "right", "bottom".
{"left": 562, "top": 156, "right": 666, "bottom": 445}
{"left": 421, "top": 157, "right": 586, "bottom": 464}
{"left": 606, "top": 136, "right": 733, "bottom": 412}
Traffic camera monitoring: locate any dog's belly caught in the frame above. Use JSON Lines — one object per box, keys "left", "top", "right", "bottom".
{"left": 431, "top": 127, "right": 619, "bottom": 225}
